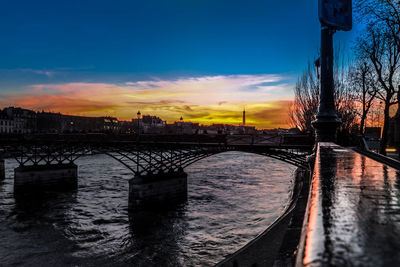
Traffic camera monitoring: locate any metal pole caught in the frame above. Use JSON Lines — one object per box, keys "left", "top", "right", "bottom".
{"left": 312, "top": 27, "right": 341, "bottom": 142}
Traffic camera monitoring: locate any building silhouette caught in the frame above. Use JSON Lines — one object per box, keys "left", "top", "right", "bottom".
{"left": 0, "top": 107, "right": 36, "bottom": 134}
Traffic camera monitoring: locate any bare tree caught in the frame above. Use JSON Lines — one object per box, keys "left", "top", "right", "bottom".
{"left": 357, "top": 0, "right": 400, "bottom": 49}
{"left": 348, "top": 60, "right": 378, "bottom": 135}
{"left": 334, "top": 57, "right": 359, "bottom": 134}
{"left": 289, "top": 61, "right": 319, "bottom": 132}
{"left": 355, "top": 0, "right": 400, "bottom": 154}
{"left": 289, "top": 55, "right": 358, "bottom": 136}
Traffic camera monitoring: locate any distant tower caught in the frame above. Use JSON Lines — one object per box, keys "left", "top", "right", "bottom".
{"left": 137, "top": 110, "right": 141, "bottom": 119}
{"left": 180, "top": 116, "right": 183, "bottom": 121}
{"left": 242, "top": 108, "right": 246, "bottom": 126}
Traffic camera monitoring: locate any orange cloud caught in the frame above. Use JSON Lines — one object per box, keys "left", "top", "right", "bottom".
{"left": 0, "top": 75, "right": 294, "bottom": 129}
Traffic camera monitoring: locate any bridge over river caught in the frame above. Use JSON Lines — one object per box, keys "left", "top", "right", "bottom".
{"left": 2, "top": 135, "right": 400, "bottom": 267}
{"left": 0, "top": 133, "right": 313, "bottom": 209}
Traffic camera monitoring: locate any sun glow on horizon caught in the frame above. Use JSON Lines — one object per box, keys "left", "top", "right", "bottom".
{"left": 0, "top": 74, "right": 294, "bottom": 129}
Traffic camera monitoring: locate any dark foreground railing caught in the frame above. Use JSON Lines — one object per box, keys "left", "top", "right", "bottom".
{"left": 216, "top": 142, "right": 400, "bottom": 267}
{"left": 296, "top": 143, "right": 400, "bottom": 266}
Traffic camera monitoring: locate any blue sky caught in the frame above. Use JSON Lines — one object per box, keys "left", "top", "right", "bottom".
{"left": 0, "top": 0, "right": 358, "bottom": 86}
{"left": 0, "top": 0, "right": 359, "bottom": 127}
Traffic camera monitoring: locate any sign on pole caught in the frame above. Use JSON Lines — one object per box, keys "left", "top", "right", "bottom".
{"left": 319, "top": 0, "right": 352, "bottom": 31}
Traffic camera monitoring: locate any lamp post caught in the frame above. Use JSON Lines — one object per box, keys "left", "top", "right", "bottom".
{"left": 312, "top": 27, "right": 341, "bottom": 142}
{"left": 312, "top": 0, "right": 352, "bottom": 143}
{"left": 137, "top": 110, "right": 141, "bottom": 135}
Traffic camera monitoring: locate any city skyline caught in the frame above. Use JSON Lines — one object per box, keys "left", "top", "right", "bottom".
{"left": 0, "top": 103, "right": 275, "bottom": 130}
{"left": 2, "top": 1, "right": 400, "bottom": 266}
{"left": 0, "top": 0, "right": 359, "bottom": 128}
{"left": 1, "top": 75, "right": 294, "bottom": 128}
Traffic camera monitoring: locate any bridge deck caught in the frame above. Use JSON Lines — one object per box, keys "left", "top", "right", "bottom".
{"left": 0, "top": 134, "right": 313, "bottom": 172}
{"left": 297, "top": 143, "right": 400, "bottom": 266}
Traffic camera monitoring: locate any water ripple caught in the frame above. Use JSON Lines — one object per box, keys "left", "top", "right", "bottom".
{"left": 0, "top": 151, "right": 295, "bottom": 266}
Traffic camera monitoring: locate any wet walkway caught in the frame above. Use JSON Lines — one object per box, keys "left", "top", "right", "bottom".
{"left": 297, "top": 143, "right": 400, "bottom": 266}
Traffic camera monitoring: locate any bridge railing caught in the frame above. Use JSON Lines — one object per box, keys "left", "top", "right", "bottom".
{"left": 0, "top": 133, "right": 314, "bottom": 147}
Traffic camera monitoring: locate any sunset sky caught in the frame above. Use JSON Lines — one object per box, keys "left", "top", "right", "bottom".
{"left": 0, "top": 0, "right": 357, "bottom": 128}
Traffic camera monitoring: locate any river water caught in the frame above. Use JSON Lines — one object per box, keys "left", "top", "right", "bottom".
{"left": 0, "top": 151, "right": 295, "bottom": 266}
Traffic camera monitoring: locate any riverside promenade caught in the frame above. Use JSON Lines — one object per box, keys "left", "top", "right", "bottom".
{"left": 218, "top": 142, "right": 400, "bottom": 266}
{"left": 296, "top": 143, "right": 400, "bottom": 266}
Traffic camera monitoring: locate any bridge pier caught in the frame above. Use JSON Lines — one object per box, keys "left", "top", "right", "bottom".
{"left": 128, "top": 169, "right": 188, "bottom": 210}
{"left": 14, "top": 163, "right": 78, "bottom": 194}
{"left": 0, "top": 158, "right": 5, "bottom": 181}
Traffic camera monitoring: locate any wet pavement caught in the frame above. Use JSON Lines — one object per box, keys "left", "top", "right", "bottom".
{"left": 299, "top": 143, "right": 400, "bottom": 267}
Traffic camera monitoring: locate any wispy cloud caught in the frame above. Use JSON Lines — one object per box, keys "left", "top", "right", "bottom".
{"left": 20, "top": 69, "right": 56, "bottom": 78}
{"left": 0, "top": 74, "right": 294, "bottom": 128}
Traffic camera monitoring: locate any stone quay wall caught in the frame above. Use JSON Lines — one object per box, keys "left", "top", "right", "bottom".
{"left": 14, "top": 163, "right": 78, "bottom": 194}
{"left": 216, "top": 167, "right": 311, "bottom": 267}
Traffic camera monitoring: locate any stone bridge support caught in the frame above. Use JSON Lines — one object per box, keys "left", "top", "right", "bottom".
{"left": 128, "top": 169, "right": 188, "bottom": 210}
{"left": 0, "top": 158, "right": 5, "bottom": 181}
{"left": 14, "top": 163, "right": 78, "bottom": 195}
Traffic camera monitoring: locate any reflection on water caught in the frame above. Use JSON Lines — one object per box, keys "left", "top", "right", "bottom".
{"left": 0, "top": 151, "right": 295, "bottom": 266}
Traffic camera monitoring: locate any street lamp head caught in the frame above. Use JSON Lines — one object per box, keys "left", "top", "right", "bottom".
{"left": 319, "top": 0, "right": 352, "bottom": 31}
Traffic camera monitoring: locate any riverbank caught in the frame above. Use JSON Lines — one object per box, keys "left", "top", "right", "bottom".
{"left": 0, "top": 152, "right": 295, "bottom": 266}
{"left": 216, "top": 167, "right": 311, "bottom": 267}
